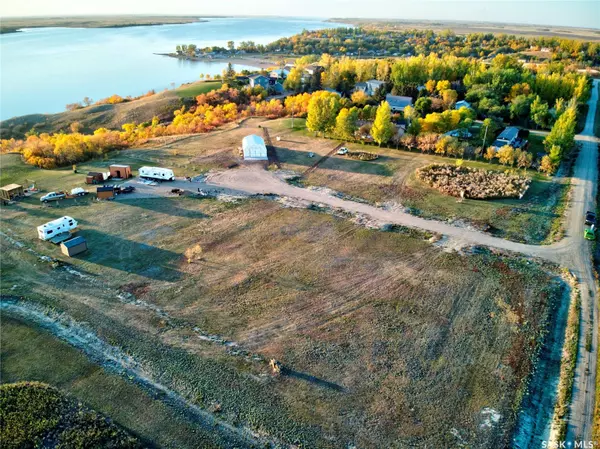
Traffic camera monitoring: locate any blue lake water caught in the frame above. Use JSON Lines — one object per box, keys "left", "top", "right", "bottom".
{"left": 0, "top": 17, "right": 344, "bottom": 120}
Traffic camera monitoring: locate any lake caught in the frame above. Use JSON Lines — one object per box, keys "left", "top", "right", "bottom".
{"left": 0, "top": 17, "right": 345, "bottom": 120}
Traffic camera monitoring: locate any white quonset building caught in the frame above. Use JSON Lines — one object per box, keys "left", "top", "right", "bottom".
{"left": 242, "top": 135, "right": 268, "bottom": 161}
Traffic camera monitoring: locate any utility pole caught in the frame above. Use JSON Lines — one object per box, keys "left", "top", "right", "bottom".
{"left": 482, "top": 122, "right": 489, "bottom": 151}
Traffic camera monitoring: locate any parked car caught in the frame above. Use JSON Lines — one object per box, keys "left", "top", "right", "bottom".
{"left": 308, "top": 152, "right": 315, "bottom": 158}
{"left": 585, "top": 211, "right": 596, "bottom": 226}
{"left": 117, "top": 186, "right": 136, "bottom": 194}
{"left": 445, "top": 129, "right": 473, "bottom": 139}
{"left": 40, "top": 192, "right": 66, "bottom": 203}
{"left": 585, "top": 225, "right": 596, "bottom": 241}
{"left": 337, "top": 147, "right": 349, "bottom": 155}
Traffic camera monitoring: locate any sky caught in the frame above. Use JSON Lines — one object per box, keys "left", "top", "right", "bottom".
{"left": 1, "top": 0, "right": 599, "bottom": 29}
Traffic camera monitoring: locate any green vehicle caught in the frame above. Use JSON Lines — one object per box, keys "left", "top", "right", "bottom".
{"left": 584, "top": 226, "right": 596, "bottom": 241}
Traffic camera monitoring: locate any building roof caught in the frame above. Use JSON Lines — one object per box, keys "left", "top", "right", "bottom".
{"left": 61, "top": 236, "right": 86, "bottom": 248}
{"left": 109, "top": 164, "right": 130, "bottom": 168}
{"left": 367, "top": 79, "right": 385, "bottom": 86}
{"left": 1, "top": 183, "right": 23, "bottom": 191}
{"left": 242, "top": 134, "right": 266, "bottom": 148}
{"left": 497, "top": 126, "right": 520, "bottom": 142}
{"left": 385, "top": 94, "right": 413, "bottom": 109}
{"left": 97, "top": 186, "right": 114, "bottom": 192}
{"left": 248, "top": 74, "right": 268, "bottom": 80}
{"left": 455, "top": 100, "right": 471, "bottom": 109}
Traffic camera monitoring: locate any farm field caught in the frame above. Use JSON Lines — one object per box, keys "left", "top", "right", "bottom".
{"left": 1, "top": 144, "right": 566, "bottom": 447}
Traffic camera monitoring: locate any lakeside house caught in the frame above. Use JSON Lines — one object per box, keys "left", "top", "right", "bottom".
{"left": 249, "top": 74, "right": 270, "bottom": 89}
{"left": 386, "top": 94, "right": 413, "bottom": 113}
{"left": 270, "top": 68, "right": 291, "bottom": 79}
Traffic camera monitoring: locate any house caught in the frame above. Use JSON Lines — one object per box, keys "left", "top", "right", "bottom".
{"left": 455, "top": 100, "right": 471, "bottom": 110}
{"left": 270, "top": 68, "right": 291, "bottom": 79}
{"left": 248, "top": 74, "right": 270, "bottom": 89}
{"left": 490, "top": 126, "right": 528, "bottom": 151}
{"left": 385, "top": 94, "right": 413, "bottom": 113}
{"left": 304, "top": 64, "right": 323, "bottom": 76}
{"left": 109, "top": 164, "right": 132, "bottom": 179}
{"left": 355, "top": 79, "right": 385, "bottom": 96}
{"left": 242, "top": 135, "right": 268, "bottom": 161}
{"left": 323, "top": 88, "right": 342, "bottom": 96}
{"left": 0, "top": 183, "right": 24, "bottom": 202}
{"left": 96, "top": 185, "right": 115, "bottom": 200}
{"left": 60, "top": 236, "right": 88, "bottom": 257}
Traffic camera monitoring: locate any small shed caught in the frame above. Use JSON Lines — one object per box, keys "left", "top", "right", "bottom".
{"left": 242, "top": 135, "right": 268, "bottom": 161}
{"left": 60, "top": 236, "right": 87, "bottom": 257}
{"left": 96, "top": 185, "right": 114, "bottom": 200}
{"left": 109, "top": 164, "right": 132, "bottom": 179}
{"left": 86, "top": 172, "right": 105, "bottom": 184}
{"left": 0, "top": 183, "right": 24, "bottom": 201}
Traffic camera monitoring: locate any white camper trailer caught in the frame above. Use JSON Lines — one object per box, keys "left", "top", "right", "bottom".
{"left": 37, "top": 216, "right": 78, "bottom": 241}
{"left": 139, "top": 166, "right": 175, "bottom": 182}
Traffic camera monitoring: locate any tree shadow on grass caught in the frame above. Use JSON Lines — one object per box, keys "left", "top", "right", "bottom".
{"left": 80, "top": 229, "right": 182, "bottom": 281}
{"left": 281, "top": 367, "right": 347, "bottom": 393}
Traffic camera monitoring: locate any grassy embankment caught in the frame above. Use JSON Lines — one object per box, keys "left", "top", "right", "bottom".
{"left": 0, "top": 149, "right": 564, "bottom": 447}
{"left": 270, "top": 118, "right": 568, "bottom": 244}
{"left": 0, "top": 381, "right": 140, "bottom": 448}
{"left": 0, "top": 15, "right": 205, "bottom": 34}
{"left": 0, "top": 317, "right": 228, "bottom": 449}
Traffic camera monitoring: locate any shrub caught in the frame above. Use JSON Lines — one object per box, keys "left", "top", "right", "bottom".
{"left": 416, "top": 163, "right": 530, "bottom": 199}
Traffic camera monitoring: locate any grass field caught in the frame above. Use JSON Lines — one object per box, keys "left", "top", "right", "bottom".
{"left": 267, "top": 119, "right": 567, "bottom": 244}
{"left": 1, "top": 141, "right": 564, "bottom": 447}
{"left": 175, "top": 81, "right": 223, "bottom": 98}
{"left": 0, "top": 317, "right": 226, "bottom": 449}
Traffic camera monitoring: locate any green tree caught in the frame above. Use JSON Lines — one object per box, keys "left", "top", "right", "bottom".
{"left": 371, "top": 101, "right": 395, "bottom": 146}
{"left": 480, "top": 118, "right": 499, "bottom": 148}
{"left": 334, "top": 107, "right": 359, "bottom": 140}
{"left": 530, "top": 95, "right": 550, "bottom": 129}
{"left": 545, "top": 101, "right": 577, "bottom": 161}
{"left": 306, "top": 91, "right": 341, "bottom": 135}
{"left": 227, "top": 41, "right": 235, "bottom": 52}
{"left": 414, "top": 97, "right": 432, "bottom": 117}
{"left": 223, "top": 63, "right": 236, "bottom": 83}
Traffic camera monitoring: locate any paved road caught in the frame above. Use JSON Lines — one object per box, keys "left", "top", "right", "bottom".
{"left": 206, "top": 80, "right": 600, "bottom": 443}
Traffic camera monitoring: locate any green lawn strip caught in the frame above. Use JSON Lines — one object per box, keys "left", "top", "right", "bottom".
{"left": 175, "top": 81, "right": 223, "bottom": 98}
{"left": 0, "top": 316, "right": 225, "bottom": 449}
{"left": 550, "top": 283, "right": 581, "bottom": 442}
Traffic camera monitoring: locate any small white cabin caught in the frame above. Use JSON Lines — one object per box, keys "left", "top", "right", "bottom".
{"left": 139, "top": 166, "right": 175, "bottom": 181}
{"left": 242, "top": 135, "right": 268, "bottom": 161}
{"left": 37, "top": 216, "right": 78, "bottom": 241}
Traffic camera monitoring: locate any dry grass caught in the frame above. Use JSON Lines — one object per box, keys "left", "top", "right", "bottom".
{"left": 1, "top": 158, "right": 562, "bottom": 448}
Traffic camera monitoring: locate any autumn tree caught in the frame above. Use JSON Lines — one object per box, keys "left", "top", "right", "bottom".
{"left": 371, "top": 101, "right": 394, "bottom": 146}
{"left": 306, "top": 91, "right": 341, "bottom": 135}
{"left": 436, "top": 80, "right": 451, "bottom": 93}
{"left": 540, "top": 155, "right": 556, "bottom": 174}
{"left": 351, "top": 90, "right": 369, "bottom": 106}
{"left": 497, "top": 145, "right": 515, "bottom": 166}
{"left": 530, "top": 95, "right": 550, "bottom": 129}
{"left": 334, "top": 107, "right": 359, "bottom": 140}
{"left": 283, "top": 67, "right": 304, "bottom": 92}
{"left": 441, "top": 89, "right": 458, "bottom": 109}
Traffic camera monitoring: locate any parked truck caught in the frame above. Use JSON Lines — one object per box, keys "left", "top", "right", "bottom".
{"left": 40, "top": 191, "right": 67, "bottom": 203}
{"left": 37, "top": 216, "right": 78, "bottom": 241}
{"left": 139, "top": 166, "right": 175, "bottom": 182}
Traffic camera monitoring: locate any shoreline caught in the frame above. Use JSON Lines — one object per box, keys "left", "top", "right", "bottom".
{"left": 155, "top": 53, "right": 275, "bottom": 69}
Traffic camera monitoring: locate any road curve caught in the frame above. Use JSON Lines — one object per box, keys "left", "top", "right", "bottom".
{"left": 206, "top": 80, "right": 600, "bottom": 443}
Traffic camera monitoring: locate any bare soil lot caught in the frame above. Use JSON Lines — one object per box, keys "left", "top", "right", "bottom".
{"left": 1, "top": 147, "right": 564, "bottom": 447}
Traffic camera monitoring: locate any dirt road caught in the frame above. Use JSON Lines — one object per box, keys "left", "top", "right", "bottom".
{"left": 206, "top": 80, "right": 600, "bottom": 444}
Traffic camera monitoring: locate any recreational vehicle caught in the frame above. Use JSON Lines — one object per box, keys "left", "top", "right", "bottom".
{"left": 37, "top": 216, "right": 78, "bottom": 241}
{"left": 139, "top": 166, "right": 175, "bottom": 181}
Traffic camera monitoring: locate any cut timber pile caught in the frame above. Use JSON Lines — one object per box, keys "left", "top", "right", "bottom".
{"left": 416, "top": 164, "right": 530, "bottom": 200}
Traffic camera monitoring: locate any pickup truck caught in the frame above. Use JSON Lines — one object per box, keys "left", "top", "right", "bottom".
{"left": 40, "top": 191, "right": 66, "bottom": 203}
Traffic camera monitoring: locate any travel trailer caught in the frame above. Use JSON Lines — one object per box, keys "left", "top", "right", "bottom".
{"left": 37, "top": 216, "right": 78, "bottom": 241}
{"left": 138, "top": 166, "right": 175, "bottom": 181}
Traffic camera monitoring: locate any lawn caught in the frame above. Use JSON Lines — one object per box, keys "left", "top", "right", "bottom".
{"left": 0, "top": 147, "right": 564, "bottom": 448}
{"left": 174, "top": 81, "right": 223, "bottom": 98}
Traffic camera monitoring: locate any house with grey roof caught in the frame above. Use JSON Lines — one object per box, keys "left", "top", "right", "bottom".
{"left": 385, "top": 94, "right": 413, "bottom": 113}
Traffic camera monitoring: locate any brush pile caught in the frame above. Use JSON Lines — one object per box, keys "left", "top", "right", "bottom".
{"left": 416, "top": 164, "right": 530, "bottom": 199}
{"left": 346, "top": 151, "right": 379, "bottom": 161}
